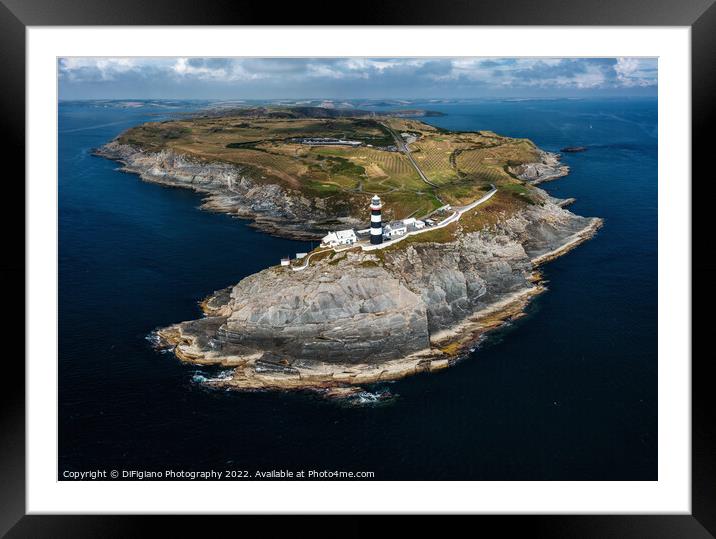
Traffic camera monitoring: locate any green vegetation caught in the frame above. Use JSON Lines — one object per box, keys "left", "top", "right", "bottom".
{"left": 458, "top": 190, "right": 527, "bottom": 232}
{"left": 225, "top": 141, "right": 267, "bottom": 149}
{"left": 380, "top": 189, "right": 535, "bottom": 254}
{"left": 499, "top": 181, "right": 538, "bottom": 204}
{"left": 325, "top": 156, "right": 365, "bottom": 177}
{"left": 117, "top": 107, "right": 542, "bottom": 223}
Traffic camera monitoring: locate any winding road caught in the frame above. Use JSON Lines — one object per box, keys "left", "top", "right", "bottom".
{"left": 291, "top": 245, "right": 354, "bottom": 272}
{"left": 292, "top": 184, "right": 497, "bottom": 269}
{"left": 290, "top": 123, "right": 497, "bottom": 271}
{"left": 381, "top": 122, "right": 440, "bottom": 189}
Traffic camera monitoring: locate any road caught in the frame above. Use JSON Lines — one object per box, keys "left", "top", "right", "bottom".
{"left": 360, "top": 184, "right": 497, "bottom": 252}
{"left": 291, "top": 244, "right": 356, "bottom": 272}
{"left": 290, "top": 123, "right": 498, "bottom": 270}
{"left": 455, "top": 184, "right": 497, "bottom": 214}
{"left": 381, "top": 122, "right": 440, "bottom": 189}
{"left": 292, "top": 184, "right": 499, "bottom": 267}
{"left": 290, "top": 248, "right": 331, "bottom": 272}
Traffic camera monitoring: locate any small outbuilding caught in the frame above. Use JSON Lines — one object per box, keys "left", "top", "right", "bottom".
{"left": 383, "top": 222, "right": 407, "bottom": 238}
{"left": 321, "top": 229, "right": 357, "bottom": 247}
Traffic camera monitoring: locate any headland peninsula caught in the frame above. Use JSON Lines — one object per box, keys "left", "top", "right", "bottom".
{"left": 96, "top": 105, "right": 602, "bottom": 396}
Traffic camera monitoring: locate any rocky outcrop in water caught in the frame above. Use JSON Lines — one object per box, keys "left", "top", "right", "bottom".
{"left": 510, "top": 151, "right": 570, "bottom": 184}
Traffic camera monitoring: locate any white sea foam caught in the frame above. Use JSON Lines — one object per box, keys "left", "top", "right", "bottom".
{"left": 146, "top": 331, "right": 174, "bottom": 354}
{"left": 347, "top": 388, "right": 397, "bottom": 407}
{"left": 191, "top": 372, "right": 208, "bottom": 383}
{"left": 191, "top": 369, "right": 234, "bottom": 385}
{"left": 206, "top": 369, "right": 234, "bottom": 382}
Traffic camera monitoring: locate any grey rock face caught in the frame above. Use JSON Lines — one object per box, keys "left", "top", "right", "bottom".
{"left": 385, "top": 233, "right": 531, "bottom": 333}
{"left": 94, "top": 141, "right": 355, "bottom": 238}
{"left": 218, "top": 261, "right": 430, "bottom": 363}
{"left": 511, "top": 151, "right": 570, "bottom": 184}
{"left": 166, "top": 194, "right": 600, "bottom": 365}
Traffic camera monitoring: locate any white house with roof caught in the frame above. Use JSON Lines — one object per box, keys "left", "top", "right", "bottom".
{"left": 402, "top": 217, "right": 425, "bottom": 229}
{"left": 383, "top": 222, "right": 407, "bottom": 238}
{"left": 382, "top": 217, "right": 427, "bottom": 240}
{"left": 321, "top": 229, "right": 357, "bottom": 247}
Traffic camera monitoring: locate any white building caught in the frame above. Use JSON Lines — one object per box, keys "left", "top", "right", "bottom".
{"left": 383, "top": 222, "right": 407, "bottom": 238}
{"left": 382, "top": 218, "right": 426, "bottom": 240}
{"left": 402, "top": 217, "right": 425, "bottom": 229}
{"left": 321, "top": 229, "right": 357, "bottom": 247}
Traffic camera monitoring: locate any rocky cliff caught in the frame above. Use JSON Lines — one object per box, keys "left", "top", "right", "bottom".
{"left": 156, "top": 189, "right": 602, "bottom": 391}
{"left": 510, "top": 150, "right": 570, "bottom": 184}
{"left": 94, "top": 141, "right": 360, "bottom": 239}
{"left": 97, "top": 138, "right": 601, "bottom": 392}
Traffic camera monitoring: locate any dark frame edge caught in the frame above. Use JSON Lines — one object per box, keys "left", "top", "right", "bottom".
{"left": 0, "top": 0, "right": 26, "bottom": 537}
{"left": 691, "top": 0, "right": 716, "bottom": 537}
{"left": 5, "top": 0, "right": 714, "bottom": 536}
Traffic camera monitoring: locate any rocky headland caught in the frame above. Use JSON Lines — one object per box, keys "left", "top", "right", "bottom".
{"left": 154, "top": 189, "right": 601, "bottom": 393}
{"left": 94, "top": 141, "right": 361, "bottom": 239}
{"left": 509, "top": 151, "right": 570, "bottom": 184}
{"left": 96, "top": 127, "right": 601, "bottom": 395}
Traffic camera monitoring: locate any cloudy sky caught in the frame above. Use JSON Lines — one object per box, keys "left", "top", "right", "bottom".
{"left": 58, "top": 57, "right": 657, "bottom": 100}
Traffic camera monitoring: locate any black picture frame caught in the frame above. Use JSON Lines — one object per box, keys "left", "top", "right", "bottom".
{"left": 3, "top": 0, "right": 712, "bottom": 535}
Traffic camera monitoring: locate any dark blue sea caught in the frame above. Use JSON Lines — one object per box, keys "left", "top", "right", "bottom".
{"left": 59, "top": 98, "right": 657, "bottom": 480}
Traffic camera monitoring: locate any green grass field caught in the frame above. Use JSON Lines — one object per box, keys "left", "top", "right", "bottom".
{"left": 117, "top": 110, "right": 543, "bottom": 221}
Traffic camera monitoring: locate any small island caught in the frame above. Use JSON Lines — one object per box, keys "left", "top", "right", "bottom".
{"left": 96, "top": 106, "right": 602, "bottom": 395}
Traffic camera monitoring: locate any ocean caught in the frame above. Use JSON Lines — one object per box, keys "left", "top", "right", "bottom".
{"left": 59, "top": 98, "right": 657, "bottom": 480}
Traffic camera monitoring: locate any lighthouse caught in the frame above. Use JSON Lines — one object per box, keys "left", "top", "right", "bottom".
{"left": 370, "top": 194, "right": 383, "bottom": 245}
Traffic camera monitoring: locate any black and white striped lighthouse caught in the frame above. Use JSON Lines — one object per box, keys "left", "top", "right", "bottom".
{"left": 370, "top": 194, "right": 383, "bottom": 245}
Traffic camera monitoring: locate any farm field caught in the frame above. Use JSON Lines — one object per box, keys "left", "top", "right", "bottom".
{"left": 116, "top": 106, "right": 543, "bottom": 221}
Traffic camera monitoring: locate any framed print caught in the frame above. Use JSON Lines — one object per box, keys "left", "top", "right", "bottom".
{"left": 3, "top": 0, "right": 714, "bottom": 535}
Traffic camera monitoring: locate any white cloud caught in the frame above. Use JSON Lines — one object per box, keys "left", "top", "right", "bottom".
{"left": 615, "top": 57, "right": 656, "bottom": 87}
{"left": 58, "top": 57, "right": 657, "bottom": 95}
{"left": 172, "top": 58, "right": 229, "bottom": 80}
{"left": 60, "top": 57, "right": 140, "bottom": 81}
{"left": 615, "top": 57, "right": 640, "bottom": 78}
{"left": 563, "top": 64, "right": 608, "bottom": 89}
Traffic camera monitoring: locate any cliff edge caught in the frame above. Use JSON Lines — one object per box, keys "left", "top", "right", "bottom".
{"left": 155, "top": 188, "right": 601, "bottom": 391}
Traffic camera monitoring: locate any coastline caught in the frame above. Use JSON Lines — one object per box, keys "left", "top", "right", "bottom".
{"left": 511, "top": 150, "right": 571, "bottom": 185}
{"left": 96, "top": 130, "right": 602, "bottom": 396}
{"left": 58, "top": 95, "right": 657, "bottom": 480}
{"left": 154, "top": 215, "right": 603, "bottom": 395}
{"left": 94, "top": 142, "right": 336, "bottom": 241}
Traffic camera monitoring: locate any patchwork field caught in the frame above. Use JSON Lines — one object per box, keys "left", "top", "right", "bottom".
{"left": 116, "top": 106, "right": 543, "bottom": 221}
